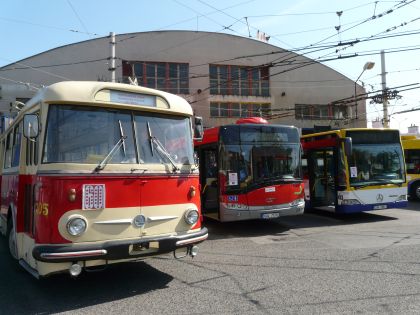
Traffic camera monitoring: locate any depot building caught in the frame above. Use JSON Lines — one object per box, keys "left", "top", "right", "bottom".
{"left": 0, "top": 30, "right": 367, "bottom": 130}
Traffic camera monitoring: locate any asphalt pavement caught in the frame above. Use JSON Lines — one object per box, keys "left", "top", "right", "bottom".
{"left": 0, "top": 201, "right": 420, "bottom": 315}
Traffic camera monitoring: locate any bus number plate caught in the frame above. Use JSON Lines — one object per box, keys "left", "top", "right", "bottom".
{"left": 373, "top": 205, "right": 387, "bottom": 210}
{"left": 261, "top": 213, "right": 280, "bottom": 219}
{"left": 83, "top": 184, "right": 106, "bottom": 210}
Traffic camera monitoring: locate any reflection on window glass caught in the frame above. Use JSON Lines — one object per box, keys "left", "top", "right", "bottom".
{"left": 405, "top": 149, "right": 420, "bottom": 174}
{"left": 43, "top": 105, "right": 194, "bottom": 166}
{"left": 220, "top": 143, "right": 301, "bottom": 192}
{"left": 43, "top": 105, "right": 136, "bottom": 164}
{"left": 251, "top": 145, "right": 301, "bottom": 181}
{"left": 348, "top": 144, "right": 405, "bottom": 186}
{"left": 134, "top": 114, "right": 193, "bottom": 165}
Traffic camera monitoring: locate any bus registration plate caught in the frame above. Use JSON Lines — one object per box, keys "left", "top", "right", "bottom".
{"left": 83, "top": 184, "right": 106, "bottom": 210}
{"left": 261, "top": 213, "right": 280, "bottom": 219}
{"left": 373, "top": 205, "right": 387, "bottom": 210}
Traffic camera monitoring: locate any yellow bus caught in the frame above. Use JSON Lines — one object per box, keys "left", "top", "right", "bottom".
{"left": 0, "top": 81, "right": 208, "bottom": 278}
{"left": 301, "top": 128, "right": 407, "bottom": 213}
{"left": 401, "top": 135, "right": 420, "bottom": 200}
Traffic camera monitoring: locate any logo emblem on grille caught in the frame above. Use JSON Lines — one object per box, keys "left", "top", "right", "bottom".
{"left": 133, "top": 215, "right": 146, "bottom": 227}
{"left": 376, "top": 194, "right": 383, "bottom": 202}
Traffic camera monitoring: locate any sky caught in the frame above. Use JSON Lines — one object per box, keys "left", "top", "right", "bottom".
{"left": 1, "top": 0, "right": 419, "bottom": 133}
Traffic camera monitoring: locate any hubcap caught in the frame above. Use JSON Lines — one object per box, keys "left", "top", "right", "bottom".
{"left": 416, "top": 186, "right": 420, "bottom": 200}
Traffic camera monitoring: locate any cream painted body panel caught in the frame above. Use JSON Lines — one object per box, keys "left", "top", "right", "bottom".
{"left": 337, "top": 187, "right": 406, "bottom": 204}
{"left": 58, "top": 203, "right": 198, "bottom": 242}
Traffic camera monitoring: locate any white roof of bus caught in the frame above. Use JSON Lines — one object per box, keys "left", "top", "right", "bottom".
{"left": 23, "top": 81, "right": 193, "bottom": 116}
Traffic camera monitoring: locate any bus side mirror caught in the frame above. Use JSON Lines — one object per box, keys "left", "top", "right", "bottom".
{"left": 342, "top": 137, "right": 352, "bottom": 156}
{"left": 23, "top": 114, "right": 39, "bottom": 139}
{"left": 194, "top": 116, "right": 204, "bottom": 141}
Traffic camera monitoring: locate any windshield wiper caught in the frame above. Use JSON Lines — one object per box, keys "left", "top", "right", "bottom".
{"left": 146, "top": 123, "right": 179, "bottom": 172}
{"left": 151, "top": 137, "right": 179, "bottom": 172}
{"left": 119, "top": 120, "right": 126, "bottom": 157}
{"left": 147, "top": 122, "right": 154, "bottom": 157}
{"left": 95, "top": 120, "right": 127, "bottom": 172}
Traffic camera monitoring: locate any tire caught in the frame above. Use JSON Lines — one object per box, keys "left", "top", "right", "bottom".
{"left": 6, "top": 218, "right": 18, "bottom": 260}
{"left": 408, "top": 182, "right": 420, "bottom": 200}
{"left": 413, "top": 182, "right": 420, "bottom": 201}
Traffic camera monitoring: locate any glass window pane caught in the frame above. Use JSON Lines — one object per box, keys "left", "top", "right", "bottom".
{"left": 134, "top": 63, "right": 143, "bottom": 77}
{"left": 146, "top": 63, "right": 155, "bottom": 77}
{"left": 156, "top": 63, "right": 166, "bottom": 78}
{"left": 134, "top": 114, "right": 193, "bottom": 165}
{"left": 147, "top": 78, "right": 155, "bottom": 88}
{"left": 220, "top": 103, "right": 228, "bottom": 117}
{"left": 43, "top": 105, "right": 136, "bottom": 164}
{"left": 210, "top": 103, "right": 219, "bottom": 117}
{"left": 157, "top": 78, "right": 166, "bottom": 91}
{"left": 230, "top": 103, "right": 240, "bottom": 117}
{"left": 210, "top": 79, "right": 219, "bottom": 95}
{"left": 179, "top": 64, "right": 188, "bottom": 79}
{"left": 169, "top": 63, "right": 178, "bottom": 78}
{"left": 180, "top": 79, "right": 189, "bottom": 94}
{"left": 241, "top": 104, "right": 249, "bottom": 117}
{"left": 209, "top": 65, "right": 218, "bottom": 79}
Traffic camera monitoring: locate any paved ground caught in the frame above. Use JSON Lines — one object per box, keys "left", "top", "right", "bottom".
{"left": 1, "top": 201, "right": 419, "bottom": 314}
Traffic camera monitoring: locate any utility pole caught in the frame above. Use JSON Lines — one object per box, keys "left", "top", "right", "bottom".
{"left": 109, "top": 32, "right": 116, "bottom": 82}
{"left": 380, "top": 50, "right": 389, "bottom": 128}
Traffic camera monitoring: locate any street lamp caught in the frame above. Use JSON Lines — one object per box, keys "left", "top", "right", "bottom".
{"left": 354, "top": 61, "right": 375, "bottom": 120}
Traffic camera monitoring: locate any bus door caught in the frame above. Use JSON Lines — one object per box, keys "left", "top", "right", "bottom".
{"left": 199, "top": 148, "right": 219, "bottom": 218}
{"left": 308, "top": 148, "right": 336, "bottom": 210}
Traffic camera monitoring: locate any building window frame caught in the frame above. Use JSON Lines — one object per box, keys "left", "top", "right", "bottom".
{"left": 122, "top": 61, "right": 189, "bottom": 94}
{"left": 209, "top": 64, "right": 270, "bottom": 97}
{"left": 210, "top": 102, "right": 271, "bottom": 118}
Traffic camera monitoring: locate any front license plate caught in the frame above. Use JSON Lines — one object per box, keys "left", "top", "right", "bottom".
{"left": 373, "top": 205, "right": 387, "bottom": 210}
{"left": 261, "top": 212, "right": 280, "bottom": 219}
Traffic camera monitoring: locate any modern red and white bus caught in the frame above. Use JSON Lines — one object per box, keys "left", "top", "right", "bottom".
{"left": 194, "top": 117, "right": 304, "bottom": 222}
{"left": 0, "top": 81, "right": 208, "bottom": 278}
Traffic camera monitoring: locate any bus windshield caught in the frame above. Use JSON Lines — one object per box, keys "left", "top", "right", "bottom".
{"left": 43, "top": 105, "right": 193, "bottom": 165}
{"left": 348, "top": 143, "right": 405, "bottom": 187}
{"left": 219, "top": 124, "right": 301, "bottom": 192}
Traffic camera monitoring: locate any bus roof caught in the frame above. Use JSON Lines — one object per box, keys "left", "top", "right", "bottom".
{"left": 401, "top": 135, "right": 420, "bottom": 149}
{"left": 21, "top": 81, "right": 193, "bottom": 116}
{"left": 301, "top": 128, "right": 401, "bottom": 139}
{"left": 195, "top": 122, "right": 297, "bottom": 147}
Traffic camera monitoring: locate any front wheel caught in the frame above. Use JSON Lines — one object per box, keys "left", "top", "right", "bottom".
{"left": 6, "top": 218, "right": 18, "bottom": 260}
{"left": 413, "top": 182, "right": 420, "bottom": 201}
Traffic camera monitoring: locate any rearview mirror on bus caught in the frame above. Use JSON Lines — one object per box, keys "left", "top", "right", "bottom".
{"left": 23, "top": 114, "right": 39, "bottom": 139}
{"left": 341, "top": 137, "right": 352, "bottom": 156}
{"left": 194, "top": 116, "right": 204, "bottom": 141}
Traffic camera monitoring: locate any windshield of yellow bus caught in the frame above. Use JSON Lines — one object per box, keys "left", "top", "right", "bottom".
{"left": 42, "top": 105, "right": 193, "bottom": 165}
{"left": 346, "top": 130, "right": 405, "bottom": 187}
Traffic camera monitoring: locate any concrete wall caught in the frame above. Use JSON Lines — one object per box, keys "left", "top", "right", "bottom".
{"left": 0, "top": 31, "right": 366, "bottom": 129}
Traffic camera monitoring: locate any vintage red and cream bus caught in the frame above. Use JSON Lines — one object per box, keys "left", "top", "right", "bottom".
{"left": 0, "top": 81, "right": 208, "bottom": 278}
{"left": 194, "top": 117, "right": 304, "bottom": 222}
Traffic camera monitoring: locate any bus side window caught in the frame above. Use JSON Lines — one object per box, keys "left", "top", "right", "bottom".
{"left": 26, "top": 113, "right": 39, "bottom": 166}
{"left": 11, "top": 122, "right": 22, "bottom": 168}
{"left": 4, "top": 132, "right": 12, "bottom": 169}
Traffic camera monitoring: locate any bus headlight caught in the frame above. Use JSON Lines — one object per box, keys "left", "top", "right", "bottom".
{"left": 290, "top": 198, "right": 305, "bottom": 207}
{"left": 184, "top": 209, "right": 199, "bottom": 225}
{"left": 67, "top": 217, "right": 87, "bottom": 236}
{"left": 397, "top": 195, "right": 407, "bottom": 201}
{"left": 341, "top": 199, "right": 361, "bottom": 205}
